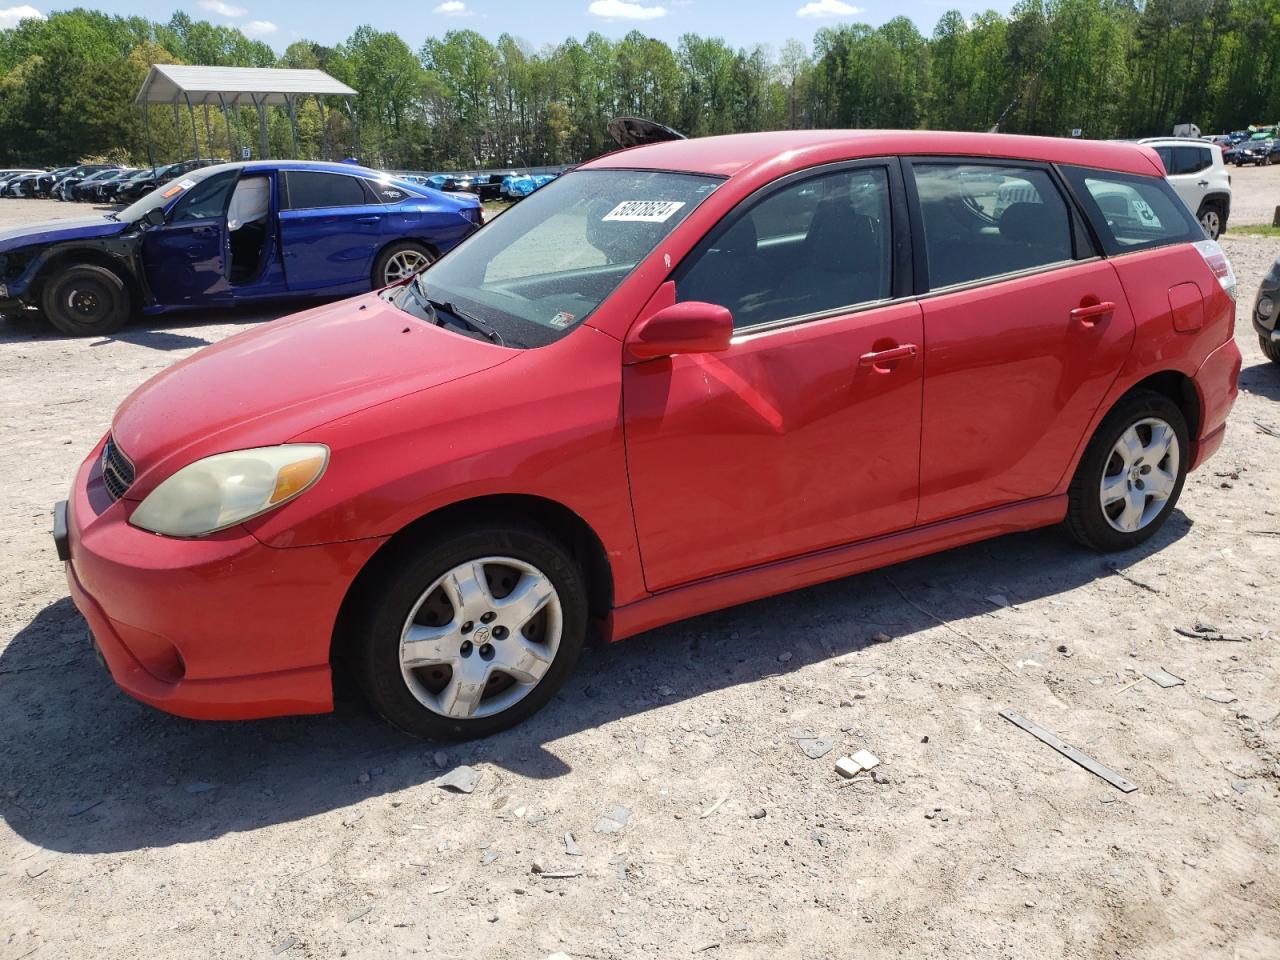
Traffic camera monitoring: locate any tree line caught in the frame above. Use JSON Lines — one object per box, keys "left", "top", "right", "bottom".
{"left": 1, "top": 1, "right": 1278, "bottom": 172}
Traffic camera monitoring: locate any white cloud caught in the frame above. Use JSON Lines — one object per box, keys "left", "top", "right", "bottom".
{"left": 241, "top": 19, "right": 277, "bottom": 35}
{"left": 796, "top": 0, "right": 862, "bottom": 17}
{"left": 432, "top": 0, "right": 472, "bottom": 14}
{"left": 0, "top": 5, "right": 45, "bottom": 28}
{"left": 198, "top": 0, "right": 247, "bottom": 16}
{"left": 587, "top": 0, "right": 666, "bottom": 21}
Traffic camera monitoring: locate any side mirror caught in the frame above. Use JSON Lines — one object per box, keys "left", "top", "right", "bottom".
{"left": 142, "top": 207, "right": 166, "bottom": 228}
{"left": 625, "top": 301, "right": 733, "bottom": 361}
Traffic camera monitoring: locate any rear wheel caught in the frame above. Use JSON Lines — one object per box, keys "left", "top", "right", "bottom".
{"left": 1064, "top": 390, "right": 1188, "bottom": 552}
{"left": 373, "top": 241, "right": 434, "bottom": 288}
{"left": 354, "top": 522, "right": 587, "bottom": 740}
{"left": 40, "top": 263, "right": 133, "bottom": 336}
{"left": 1196, "top": 201, "right": 1222, "bottom": 240}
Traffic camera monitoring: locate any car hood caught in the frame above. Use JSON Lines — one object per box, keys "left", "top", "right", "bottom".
{"left": 111, "top": 291, "right": 515, "bottom": 497}
{"left": 0, "top": 216, "right": 127, "bottom": 251}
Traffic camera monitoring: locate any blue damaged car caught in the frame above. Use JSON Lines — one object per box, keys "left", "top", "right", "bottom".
{"left": 0, "top": 159, "right": 483, "bottom": 336}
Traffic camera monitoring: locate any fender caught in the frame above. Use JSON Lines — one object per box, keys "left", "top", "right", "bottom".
{"left": 4, "top": 231, "right": 155, "bottom": 307}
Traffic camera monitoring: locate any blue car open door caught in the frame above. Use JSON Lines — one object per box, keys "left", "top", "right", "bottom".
{"left": 139, "top": 169, "right": 239, "bottom": 307}
{"left": 278, "top": 169, "right": 385, "bottom": 292}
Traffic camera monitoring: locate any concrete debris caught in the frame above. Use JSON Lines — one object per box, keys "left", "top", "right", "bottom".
{"left": 748, "top": 807, "right": 767, "bottom": 819}
{"left": 271, "top": 936, "right": 298, "bottom": 955}
{"left": 432, "top": 751, "right": 449, "bottom": 768}
{"left": 1205, "top": 691, "right": 1238, "bottom": 704}
{"left": 834, "top": 757, "right": 861, "bottom": 779}
{"left": 595, "top": 805, "right": 631, "bottom": 833}
{"left": 564, "top": 832, "right": 582, "bottom": 856}
{"left": 797, "top": 737, "right": 837, "bottom": 760}
{"left": 435, "top": 765, "right": 482, "bottom": 794}
{"left": 346, "top": 906, "right": 372, "bottom": 923}
{"left": 1144, "top": 667, "right": 1185, "bottom": 688}
{"left": 850, "top": 749, "right": 880, "bottom": 771}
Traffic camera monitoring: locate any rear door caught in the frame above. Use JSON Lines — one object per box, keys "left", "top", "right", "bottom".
{"left": 139, "top": 169, "right": 239, "bottom": 307}
{"left": 905, "top": 158, "right": 1136, "bottom": 525}
{"left": 278, "top": 170, "right": 385, "bottom": 291}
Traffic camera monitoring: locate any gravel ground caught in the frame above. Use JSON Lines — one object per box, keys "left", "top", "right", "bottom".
{"left": 1, "top": 188, "right": 1278, "bottom": 960}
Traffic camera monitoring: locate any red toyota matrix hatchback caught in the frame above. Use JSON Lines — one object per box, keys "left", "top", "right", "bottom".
{"left": 55, "top": 131, "right": 1241, "bottom": 738}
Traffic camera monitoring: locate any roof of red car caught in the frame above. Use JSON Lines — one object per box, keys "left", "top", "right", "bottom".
{"left": 582, "top": 129, "right": 1166, "bottom": 179}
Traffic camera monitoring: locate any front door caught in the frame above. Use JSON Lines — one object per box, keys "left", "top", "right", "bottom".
{"left": 905, "top": 159, "right": 1137, "bottom": 524}
{"left": 139, "top": 169, "right": 239, "bottom": 306}
{"left": 278, "top": 169, "right": 384, "bottom": 292}
{"left": 624, "top": 162, "right": 924, "bottom": 591}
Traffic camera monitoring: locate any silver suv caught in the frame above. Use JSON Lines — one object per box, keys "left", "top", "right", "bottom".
{"left": 1140, "top": 137, "right": 1232, "bottom": 239}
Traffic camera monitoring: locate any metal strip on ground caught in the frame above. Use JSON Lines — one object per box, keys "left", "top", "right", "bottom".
{"left": 999, "top": 709, "right": 1138, "bottom": 793}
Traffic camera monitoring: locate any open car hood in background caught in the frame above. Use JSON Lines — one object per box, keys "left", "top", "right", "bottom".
{"left": 607, "top": 117, "right": 687, "bottom": 149}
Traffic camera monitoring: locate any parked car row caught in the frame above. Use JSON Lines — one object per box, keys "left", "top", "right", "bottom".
{"left": 0, "top": 159, "right": 228, "bottom": 203}
{"left": 408, "top": 171, "right": 559, "bottom": 202}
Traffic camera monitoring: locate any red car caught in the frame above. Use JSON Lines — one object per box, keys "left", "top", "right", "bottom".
{"left": 55, "top": 131, "right": 1241, "bottom": 739}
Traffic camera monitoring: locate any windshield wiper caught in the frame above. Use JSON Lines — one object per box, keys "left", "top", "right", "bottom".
{"left": 405, "top": 274, "right": 506, "bottom": 346}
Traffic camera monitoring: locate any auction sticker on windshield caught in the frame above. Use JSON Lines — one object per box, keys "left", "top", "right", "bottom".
{"left": 603, "top": 200, "right": 686, "bottom": 223}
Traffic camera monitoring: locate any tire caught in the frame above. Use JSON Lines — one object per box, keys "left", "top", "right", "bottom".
{"left": 353, "top": 521, "right": 588, "bottom": 740}
{"left": 1259, "top": 334, "right": 1280, "bottom": 364}
{"left": 372, "top": 241, "right": 435, "bottom": 288}
{"left": 1196, "top": 201, "right": 1222, "bottom": 240}
{"left": 1063, "top": 390, "right": 1189, "bottom": 552}
{"left": 40, "top": 263, "right": 133, "bottom": 336}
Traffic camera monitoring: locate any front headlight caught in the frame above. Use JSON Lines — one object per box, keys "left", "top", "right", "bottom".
{"left": 129, "top": 444, "right": 329, "bottom": 537}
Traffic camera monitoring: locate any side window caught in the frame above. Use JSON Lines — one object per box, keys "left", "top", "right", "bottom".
{"left": 1060, "top": 166, "right": 1203, "bottom": 253}
{"left": 1153, "top": 146, "right": 1174, "bottom": 175}
{"left": 1174, "top": 146, "right": 1211, "bottom": 175}
{"left": 169, "top": 170, "right": 238, "bottom": 223}
{"left": 675, "top": 166, "right": 892, "bottom": 329}
{"left": 911, "top": 163, "right": 1073, "bottom": 289}
{"left": 284, "top": 171, "right": 369, "bottom": 210}
{"left": 362, "top": 180, "right": 406, "bottom": 204}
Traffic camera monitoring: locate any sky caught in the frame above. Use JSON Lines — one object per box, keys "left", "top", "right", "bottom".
{"left": 0, "top": 0, "right": 1022, "bottom": 53}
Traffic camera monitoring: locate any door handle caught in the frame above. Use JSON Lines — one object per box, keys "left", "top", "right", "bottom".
{"left": 354, "top": 215, "right": 382, "bottom": 223}
{"left": 1197, "top": 179, "right": 1209, "bottom": 186}
{"left": 1071, "top": 301, "right": 1116, "bottom": 325}
{"left": 858, "top": 344, "right": 918, "bottom": 367}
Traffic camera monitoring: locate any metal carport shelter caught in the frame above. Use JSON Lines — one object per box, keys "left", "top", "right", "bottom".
{"left": 134, "top": 64, "right": 358, "bottom": 165}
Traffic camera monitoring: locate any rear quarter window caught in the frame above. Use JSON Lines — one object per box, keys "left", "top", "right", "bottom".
{"left": 1060, "top": 165, "right": 1203, "bottom": 254}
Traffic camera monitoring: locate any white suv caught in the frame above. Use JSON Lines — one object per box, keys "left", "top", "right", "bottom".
{"left": 1140, "top": 137, "right": 1232, "bottom": 239}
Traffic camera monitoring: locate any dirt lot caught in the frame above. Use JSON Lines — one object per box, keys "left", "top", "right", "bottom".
{"left": 1, "top": 177, "right": 1279, "bottom": 960}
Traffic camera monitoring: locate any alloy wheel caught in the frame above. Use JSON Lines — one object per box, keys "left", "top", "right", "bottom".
{"left": 1199, "top": 208, "right": 1220, "bottom": 240}
{"left": 398, "top": 556, "right": 562, "bottom": 720}
{"left": 383, "top": 248, "right": 432, "bottom": 284}
{"left": 1099, "top": 417, "right": 1180, "bottom": 534}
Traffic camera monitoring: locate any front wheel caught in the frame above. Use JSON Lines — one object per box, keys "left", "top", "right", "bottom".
{"left": 354, "top": 522, "right": 588, "bottom": 740}
{"left": 1063, "top": 390, "right": 1189, "bottom": 552}
{"left": 1259, "top": 334, "right": 1280, "bottom": 364}
{"left": 373, "top": 241, "right": 435, "bottom": 288}
{"left": 40, "top": 263, "right": 133, "bottom": 336}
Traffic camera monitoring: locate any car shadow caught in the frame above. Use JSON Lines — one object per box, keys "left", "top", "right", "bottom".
{"left": 0, "top": 515, "right": 1190, "bottom": 855}
{"left": 1238, "top": 355, "right": 1280, "bottom": 404}
{"left": 0, "top": 303, "right": 315, "bottom": 350}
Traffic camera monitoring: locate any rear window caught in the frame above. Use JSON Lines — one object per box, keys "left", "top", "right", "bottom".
{"left": 910, "top": 162, "right": 1074, "bottom": 289}
{"left": 1060, "top": 166, "right": 1202, "bottom": 253}
{"left": 284, "top": 171, "right": 369, "bottom": 209}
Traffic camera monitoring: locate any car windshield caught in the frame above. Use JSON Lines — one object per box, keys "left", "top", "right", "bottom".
{"left": 116, "top": 164, "right": 223, "bottom": 223}
{"left": 401, "top": 168, "right": 722, "bottom": 348}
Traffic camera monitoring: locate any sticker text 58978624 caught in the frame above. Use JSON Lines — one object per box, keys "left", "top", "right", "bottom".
{"left": 602, "top": 200, "right": 686, "bottom": 223}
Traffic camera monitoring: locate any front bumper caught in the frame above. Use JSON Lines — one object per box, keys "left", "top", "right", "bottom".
{"left": 60, "top": 438, "right": 387, "bottom": 720}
